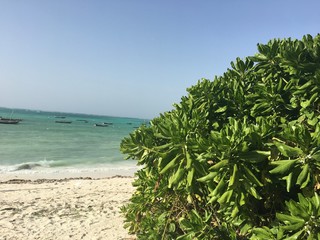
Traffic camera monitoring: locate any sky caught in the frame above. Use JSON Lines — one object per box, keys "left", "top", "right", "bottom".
{"left": 0, "top": 1, "right": 319, "bottom": 119}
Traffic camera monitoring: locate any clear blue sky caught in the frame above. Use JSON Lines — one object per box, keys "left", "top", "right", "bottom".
{"left": 0, "top": 0, "right": 319, "bottom": 119}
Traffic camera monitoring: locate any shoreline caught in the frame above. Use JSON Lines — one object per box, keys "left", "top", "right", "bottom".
{"left": 0, "top": 175, "right": 134, "bottom": 184}
{"left": 0, "top": 165, "right": 140, "bottom": 182}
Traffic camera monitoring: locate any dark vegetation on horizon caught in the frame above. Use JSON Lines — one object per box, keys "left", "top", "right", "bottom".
{"left": 120, "top": 34, "right": 320, "bottom": 239}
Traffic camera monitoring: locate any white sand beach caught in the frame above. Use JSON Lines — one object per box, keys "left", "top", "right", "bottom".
{"left": 0, "top": 176, "right": 136, "bottom": 240}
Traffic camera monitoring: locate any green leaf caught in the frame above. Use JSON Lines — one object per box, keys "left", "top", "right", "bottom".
{"left": 283, "top": 172, "right": 293, "bottom": 192}
{"left": 168, "top": 222, "right": 176, "bottom": 232}
{"left": 231, "top": 205, "right": 239, "bottom": 218}
{"left": 300, "top": 172, "right": 310, "bottom": 189}
{"left": 239, "top": 150, "right": 271, "bottom": 163}
{"left": 297, "top": 193, "right": 309, "bottom": 206}
{"left": 217, "top": 190, "right": 233, "bottom": 205}
{"left": 209, "top": 173, "right": 227, "bottom": 197}
{"left": 270, "top": 160, "right": 298, "bottom": 175}
{"left": 298, "top": 80, "right": 313, "bottom": 90}
{"left": 228, "top": 164, "right": 238, "bottom": 188}
{"left": 215, "top": 105, "right": 227, "bottom": 113}
{"left": 307, "top": 117, "right": 318, "bottom": 126}
{"left": 297, "top": 164, "right": 309, "bottom": 186}
{"left": 273, "top": 141, "right": 303, "bottom": 157}
{"left": 276, "top": 213, "right": 305, "bottom": 224}
{"left": 154, "top": 142, "right": 173, "bottom": 150}
{"left": 282, "top": 229, "right": 304, "bottom": 240}
{"left": 239, "top": 192, "right": 246, "bottom": 206}
{"left": 248, "top": 186, "right": 262, "bottom": 199}
{"left": 168, "top": 163, "right": 185, "bottom": 188}
{"left": 208, "top": 174, "right": 227, "bottom": 204}
{"left": 281, "top": 222, "right": 305, "bottom": 231}
{"left": 187, "top": 168, "right": 195, "bottom": 186}
{"left": 209, "top": 159, "right": 229, "bottom": 171}
{"left": 314, "top": 192, "right": 320, "bottom": 209}
{"left": 243, "top": 165, "right": 263, "bottom": 187}
{"left": 190, "top": 209, "right": 202, "bottom": 224}
{"left": 178, "top": 218, "right": 193, "bottom": 231}
{"left": 287, "top": 201, "right": 309, "bottom": 219}
{"left": 186, "top": 150, "right": 192, "bottom": 169}
{"left": 252, "top": 227, "right": 275, "bottom": 239}
{"left": 301, "top": 99, "right": 311, "bottom": 108}
{"left": 309, "top": 92, "right": 319, "bottom": 104}
{"left": 197, "top": 171, "right": 218, "bottom": 182}
{"left": 159, "top": 154, "right": 181, "bottom": 174}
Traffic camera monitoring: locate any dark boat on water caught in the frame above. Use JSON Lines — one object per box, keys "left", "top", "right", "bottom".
{"left": 0, "top": 119, "right": 20, "bottom": 124}
{"left": 76, "top": 119, "right": 89, "bottom": 123}
{"left": 0, "top": 117, "right": 21, "bottom": 124}
{"left": 55, "top": 120, "right": 72, "bottom": 124}
{"left": 94, "top": 123, "right": 109, "bottom": 127}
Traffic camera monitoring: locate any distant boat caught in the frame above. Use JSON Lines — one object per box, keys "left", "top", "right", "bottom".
{"left": 55, "top": 120, "right": 72, "bottom": 124}
{"left": 54, "top": 116, "right": 66, "bottom": 119}
{"left": 94, "top": 123, "right": 109, "bottom": 127}
{"left": 76, "top": 119, "right": 89, "bottom": 123}
{"left": 0, "top": 117, "right": 22, "bottom": 124}
{"left": 0, "top": 118, "right": 20, "bottom": 124}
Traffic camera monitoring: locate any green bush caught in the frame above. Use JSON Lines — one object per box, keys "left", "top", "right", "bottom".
{"left": 120, "top": 34, "right": 320, "bottom": 239}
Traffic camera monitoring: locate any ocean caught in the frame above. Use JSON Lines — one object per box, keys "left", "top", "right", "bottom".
{"left": 0, "top": 107, "right": 146, "bottom": 177}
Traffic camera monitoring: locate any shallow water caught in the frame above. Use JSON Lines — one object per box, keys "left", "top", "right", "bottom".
{"left": 0, "top": 107, "right": 146, "bottom": 175}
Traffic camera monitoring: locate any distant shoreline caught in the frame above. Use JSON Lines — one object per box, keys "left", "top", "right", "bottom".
{"left": 0, "top": 106, "right": 150, "bottom": 121}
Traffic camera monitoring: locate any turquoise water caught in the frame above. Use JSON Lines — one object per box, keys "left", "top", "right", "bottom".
{"left": 0, "top": 107, "right": 145, "bottom": 173}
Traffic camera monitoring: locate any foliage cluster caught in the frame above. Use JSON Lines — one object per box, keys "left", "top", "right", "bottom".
{"left": 120, "top": 34, "right": 320, "bottom": 239}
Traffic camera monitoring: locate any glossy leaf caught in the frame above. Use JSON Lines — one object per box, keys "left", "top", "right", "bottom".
{"left": 270, "top": 160, "right": 298, "bottom": 175}
{"left": 273, "top": 141, "right": 303, "bottom": 157}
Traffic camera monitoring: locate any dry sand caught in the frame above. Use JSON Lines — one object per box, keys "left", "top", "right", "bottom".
{"left": 0, "top": 176, "right": 136, "bottom": 240}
